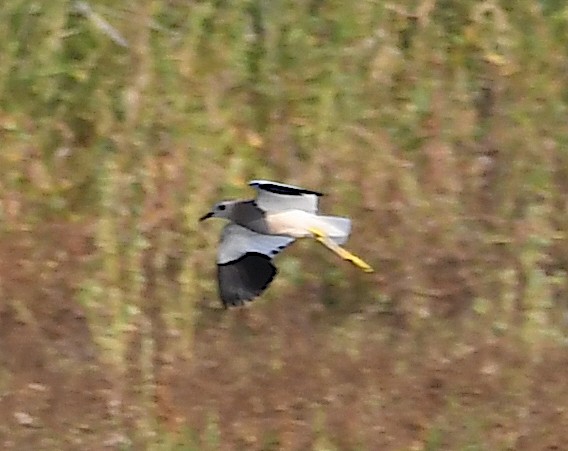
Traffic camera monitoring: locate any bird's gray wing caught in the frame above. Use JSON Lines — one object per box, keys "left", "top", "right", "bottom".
{"left": 249, "top": 179, "right": 323, "bottom": 213}
{"left": 216, "top": 224, "right": 295, "bottom": 307}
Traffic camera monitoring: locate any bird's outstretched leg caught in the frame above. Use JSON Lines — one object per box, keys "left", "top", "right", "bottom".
{"left": 308, "top": 227, "right": 374, "bottom": 273}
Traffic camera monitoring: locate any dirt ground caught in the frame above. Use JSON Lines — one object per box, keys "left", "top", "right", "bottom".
{"left": 1, "top": 222, "right": 567, "bottom": 450}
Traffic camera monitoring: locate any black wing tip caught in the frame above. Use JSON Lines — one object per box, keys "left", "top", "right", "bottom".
{"left": 249, "top": 180, "right": 324, "bottom": 197}
{"left": 217, "top": 252, "right": 277, "bottom": 307}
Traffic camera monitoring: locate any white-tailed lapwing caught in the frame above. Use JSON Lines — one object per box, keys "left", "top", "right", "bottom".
{"left": 200, "top": 180, "right": 373, "bottom": 307}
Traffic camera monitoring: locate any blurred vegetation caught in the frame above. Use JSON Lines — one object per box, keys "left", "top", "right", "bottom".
{"left": 1, "top": 0, "right": 568, "bottom": 449}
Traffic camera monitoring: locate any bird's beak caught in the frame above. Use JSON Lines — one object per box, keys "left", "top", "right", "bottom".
{"left": 199, "top": 211, "right": 214, "bottom": 222}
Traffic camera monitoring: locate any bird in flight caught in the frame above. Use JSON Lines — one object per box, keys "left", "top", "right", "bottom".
{"left": 200, "top": 180, "right": 373, "bottom": 307}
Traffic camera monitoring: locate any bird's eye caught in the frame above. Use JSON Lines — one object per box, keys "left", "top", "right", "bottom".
{"left": 218, "top": 205, "right": 226, "bottom": 211}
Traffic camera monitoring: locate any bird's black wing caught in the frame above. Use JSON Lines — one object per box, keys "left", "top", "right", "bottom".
{"left": 215, "top": 224, "right": 294, "bottom": 307}
{"left": 217, "top": 253, "right": 277, "bottom": 307}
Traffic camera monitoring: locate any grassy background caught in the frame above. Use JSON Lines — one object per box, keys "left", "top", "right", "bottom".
{"left": 1, "top": 0, "right": 568, "bottom": 449}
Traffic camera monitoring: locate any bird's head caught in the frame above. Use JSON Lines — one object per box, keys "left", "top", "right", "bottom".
{"left": 199, "top": 200, "right": 237, "bottom": 222}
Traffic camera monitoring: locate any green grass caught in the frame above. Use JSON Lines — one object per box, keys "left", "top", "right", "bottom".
{"left": 1, "top": 0, "right": 568, "bottom": 449}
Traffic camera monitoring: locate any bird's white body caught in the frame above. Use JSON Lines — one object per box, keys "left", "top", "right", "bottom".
{"left": 265, "top": 209, "right": 351, "bottom": 245}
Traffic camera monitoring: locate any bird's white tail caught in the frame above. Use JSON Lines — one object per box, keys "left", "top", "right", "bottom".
{"left": 314, "top": 216, "right": 351, "bottom": 245}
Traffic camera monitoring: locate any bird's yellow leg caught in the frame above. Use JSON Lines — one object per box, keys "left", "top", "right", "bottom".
{"left": 308, "top": 227, "right": 374, "bottom": 273}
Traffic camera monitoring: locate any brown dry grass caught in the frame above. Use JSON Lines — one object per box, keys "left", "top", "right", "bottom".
{"left": 1, "top": 221, "right": 568, "bottom": 449}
